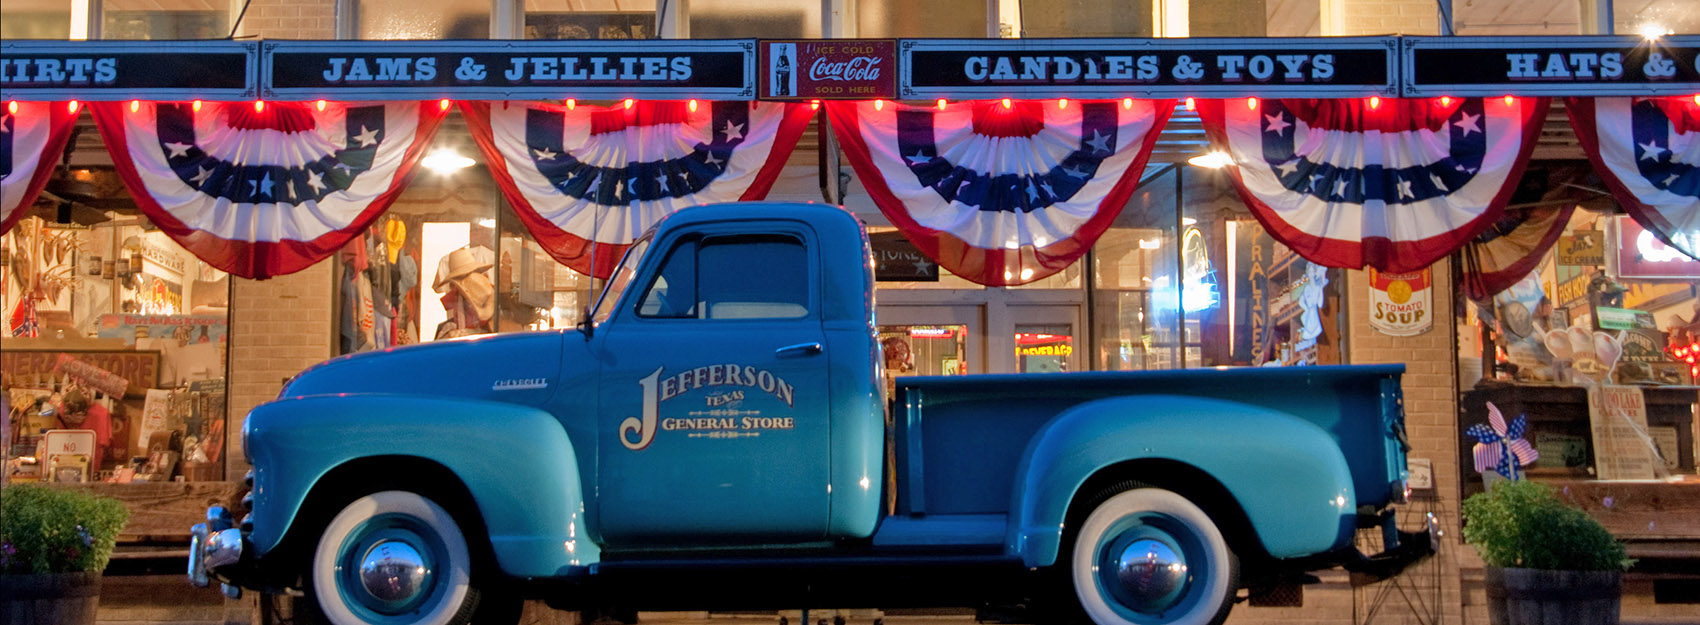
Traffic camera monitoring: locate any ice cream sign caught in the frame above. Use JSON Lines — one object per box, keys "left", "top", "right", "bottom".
{"left": 1616, "top": 216, "right": 1699, "bottom": 279}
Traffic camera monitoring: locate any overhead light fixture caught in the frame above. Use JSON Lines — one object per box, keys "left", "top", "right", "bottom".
{"left": 423, "top": 147, "right": 475, "bottom": 173}
{"left": 1638, "top": 23, "right": 1671, "bottom": 40}
{"left": 1187, "top": 150, "right": 1234, "bottom": 169}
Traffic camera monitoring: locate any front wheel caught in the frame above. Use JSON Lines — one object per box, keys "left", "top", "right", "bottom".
{"left": 309, "top": 490, "right": 481, "bottom": 625}
{"left": 1068, "top": 487, "right": 1238, "bottom": 625}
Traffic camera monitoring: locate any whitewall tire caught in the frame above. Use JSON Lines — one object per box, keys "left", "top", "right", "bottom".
{"left": 311, "top": 490, "right": 478, "bottom": 625}
{"left": 1069, "top": 488, "right": 1237, "bottom": 625}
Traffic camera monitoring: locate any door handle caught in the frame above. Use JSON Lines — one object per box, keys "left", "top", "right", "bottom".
{"left": 775, "top": 342, "right": 824, "bottom": 359}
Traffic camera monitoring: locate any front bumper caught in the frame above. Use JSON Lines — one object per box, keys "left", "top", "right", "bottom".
{"left": 1342, "top": 509, "right": 1438, "bottom": 585}
{"left": 189, "top": 504, "right": 250, "bottom": 598}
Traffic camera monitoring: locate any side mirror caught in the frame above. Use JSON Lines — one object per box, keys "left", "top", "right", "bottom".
{"left": 577, "top": 305, "right": 594, "bottom": 339}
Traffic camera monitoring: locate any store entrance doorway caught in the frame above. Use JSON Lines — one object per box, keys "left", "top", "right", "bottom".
{"left": 877, "top": 293, "right": 1083, "bottom": 376}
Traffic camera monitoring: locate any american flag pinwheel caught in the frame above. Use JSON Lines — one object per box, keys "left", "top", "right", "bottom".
{"left": 1468, "top": 401, "right": 1539, "bottom": 479}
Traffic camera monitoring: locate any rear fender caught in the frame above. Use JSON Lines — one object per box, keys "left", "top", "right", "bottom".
{"left": 245, "top": 394, "right": 596, "bottom": 577}
{"left": 1006, "top": 395, "right": 1355, "bottom": 568}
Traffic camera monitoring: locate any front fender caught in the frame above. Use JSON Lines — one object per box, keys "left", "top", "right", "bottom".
{"left": 246, "top": 394, "right": 596, "bottom": 577}
{"left": 1006, "top": 395, "right": 1355, "bottom": 568}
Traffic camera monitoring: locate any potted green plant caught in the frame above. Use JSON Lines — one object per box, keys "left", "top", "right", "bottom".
{"left": 0, "top": 484, "right": 129, "bottom": 625}
{"left": 1462, "top": 479, "right": 1632, "bottom": 625}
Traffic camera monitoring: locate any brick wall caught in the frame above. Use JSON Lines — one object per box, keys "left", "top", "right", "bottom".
{"left": 1336, "top": 0, "right": 1442, "bottom": 35}
{"left": 1228, "top": 261, "right": 1465, "bottom": 625}
{"left": 224, "top": 262, "right": 335, "bottom": 477}
{"left": 236, "top": 0, "right": 337, "bottom": 39}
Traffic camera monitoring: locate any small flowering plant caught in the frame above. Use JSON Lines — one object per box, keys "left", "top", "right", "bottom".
{"left": 0, "top": 484, "right": 129, "bottom": 574}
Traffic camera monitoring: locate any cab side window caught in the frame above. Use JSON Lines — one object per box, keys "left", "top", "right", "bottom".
{"left": 637, "top": 234, "right": 809, "bottom": 320}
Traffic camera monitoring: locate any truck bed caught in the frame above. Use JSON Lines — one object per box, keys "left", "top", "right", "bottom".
{"left": 888, "top": 364, "right": 1406, "bottom": 521}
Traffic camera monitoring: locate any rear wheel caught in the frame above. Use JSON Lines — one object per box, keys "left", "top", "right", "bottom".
{"left": 1067, "top": 487, "right": 1238, "bottom": 625}
{"left": 307, "top": 490, "right": 484, "bottom": 625}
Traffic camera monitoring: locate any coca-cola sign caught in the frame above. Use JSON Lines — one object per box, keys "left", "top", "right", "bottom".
{"left": 761, "top": 39, "right": 896, "bottom": 100}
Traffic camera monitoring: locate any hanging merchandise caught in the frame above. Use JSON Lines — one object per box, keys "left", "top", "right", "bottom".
{"left": 1565, "top": 96, "right": 1699, "bottom": 261}
{"left": 1, "top": 101, "right": 81, "bottom": 235}
{"left": 89, "top": 100, "right": 448, "bottom": 279}
{"left": 827, "top": 98, "right": 1172, "bottom": 287}
{"left": 1199, "top": 96, "right": 1548, "bottom": 273}
{"left": 462, "top": 100, "right": 811, "bottom": 279}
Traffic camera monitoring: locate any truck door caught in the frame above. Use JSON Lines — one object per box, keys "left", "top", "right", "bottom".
{"left": 594, "top": 227, "right": 831, "bottom": 546}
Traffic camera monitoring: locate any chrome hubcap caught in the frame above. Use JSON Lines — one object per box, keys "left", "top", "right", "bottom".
{"left": 357, "top": 539, "right": 433, "bottom": 610}
{"left": 1114, "top": 538, "right": 1188, "bottom": 612}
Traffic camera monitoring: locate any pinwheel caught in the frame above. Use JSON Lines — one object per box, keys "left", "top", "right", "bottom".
{"left": 1468, "top": 401, "right": 1539, "bottom": 480}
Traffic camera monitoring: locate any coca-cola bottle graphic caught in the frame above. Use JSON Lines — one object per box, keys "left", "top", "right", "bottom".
{"left": 775, "top": 47, "right": 792, "bottom": 97}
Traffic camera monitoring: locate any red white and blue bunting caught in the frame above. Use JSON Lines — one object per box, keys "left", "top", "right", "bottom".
{"left": 1200, "top": 97, "right": 1548, "bottom": 273}
{"left": 827, "top": 99, "right": 1172, "bottom": 286}
{"left": 90, "top": 100, "right": 446, "bottom": 279}
{"left": 1566, "top": 96, "right": 1700, "bottom": 261}
{"left": 2, "top": 101, "right": 80, "bottom": 236}
{"left": 462, "top": 100, "right": 812, "bottom": 279}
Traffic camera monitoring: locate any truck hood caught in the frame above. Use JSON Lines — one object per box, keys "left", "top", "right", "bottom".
{"left": 282, "top": 331, "right": 570, "bottom": 407}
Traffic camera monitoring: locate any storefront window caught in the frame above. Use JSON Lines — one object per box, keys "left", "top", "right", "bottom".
{"left": 336, "top": 123, "right": 499, "bottom": 353}
{"left": 4, "top": 208, "right": 231, "bottom": 486}
{"left": 1, "top": 0, "right": 71, "bottom": 39}
{"left": 690, "top": 0, "right": 819, "bottom": 38}
{"left": 1460, "top": 204, "right": 1699, "bottom": 496}
{"left": 1092, "top": 167, "right": 1182, "bottom": 371}
{"left": 524, "top": 0, "right": 654, "bottom": 39}
{"left": 357, "top": 0, "right": 489, "bottom": 39}
{"left": 1454, "top": 1, "right": 1580, "bottom": 35}
{"left": 102, "top": 0, "right": 229, "bottom": 40}
{"left": 1614, "top": 0, "right": 1700, "bottom": 35}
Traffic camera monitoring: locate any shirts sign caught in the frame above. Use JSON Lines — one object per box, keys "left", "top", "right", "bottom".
{"left": 0, "top": 40, "right": 258, "bottom": 100}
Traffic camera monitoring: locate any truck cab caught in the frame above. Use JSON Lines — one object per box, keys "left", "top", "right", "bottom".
{"left": 567, "top": 203, "right": 885, "bottom": 546}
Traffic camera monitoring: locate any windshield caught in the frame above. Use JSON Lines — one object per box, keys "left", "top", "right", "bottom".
{"left": 590, "top": 236, "right": 652, "bottom": 325}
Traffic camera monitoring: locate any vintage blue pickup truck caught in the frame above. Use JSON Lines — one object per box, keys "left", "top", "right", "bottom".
{"left": 191, "top": 202, "right": 1432, "bottom": 625}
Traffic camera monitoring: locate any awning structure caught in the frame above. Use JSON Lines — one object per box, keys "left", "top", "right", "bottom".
{"left": 462, "top": 99, "right": 811, "bottom": 280}
{"left": 2, "top": 36, "right": 1695, "bottom": 284}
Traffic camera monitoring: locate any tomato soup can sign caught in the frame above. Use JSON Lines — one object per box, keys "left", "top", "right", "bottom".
{"left": 1369, "top": 268, "right": 1432, "bottom": 337}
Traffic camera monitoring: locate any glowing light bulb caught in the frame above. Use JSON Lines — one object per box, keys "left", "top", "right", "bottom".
{"left": 937, "top": 99, "right": 947, "bottom": 110}
{"left": 810, "top": 100, "right": 820, "bottom": 110}
{"left": 6, "top": 101, "right": 15, "bottom": 115}
{"left": 1123, "top": 98, "right": 1133, "bottom": 109}
{"left": 688, "top": 99, "right": 698, "bottom": 112}
{"left": 254, "top": 100, "right": 265, "bottom": 113}
{"left": 1503, "top": 95, "right": 1515, "bottom": 106}
{"left": 1247, "top": 97, "right": 1259, "bottom": 110}
{"left": 1184, "top": 97, "right": 1195, "bottom": 111}
{"left": 624, "top": 98, "right": 634, "bottom": 109}
{"left": 130, "top": 100, "right": 140, "bottom": 113}
{"left": 1002, "top": 98, "right": 1012, "bottom": 109}
{"left": 192, "top": 100, "right": 202, "bottom": 112}
{"left": 67, "top": 101, "right": 79, "bottom": 113}
{"left": 1058, "top": 98, "right": 1069, "bottom": 109}
{"left": 439, "top": 99, "right": 451, "bottom": 111}
{"left": 316, "top": 100, "right": 327, "bottom": 111}
{"left": 874, "top": 100, "right": 884, "bottom": 111}
{"left": 1369, "top": 96, "right": 1380, "bottom": 110}
{"left": 1440, "top": 96, "right": 1452, "bottom": 107}
{"left": 566, "top": 99, "right": 576, "bottom": 109}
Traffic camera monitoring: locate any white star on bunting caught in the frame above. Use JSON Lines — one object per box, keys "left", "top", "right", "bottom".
{"left": 353, "top": 125, "right": 381, "bottom": 147}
